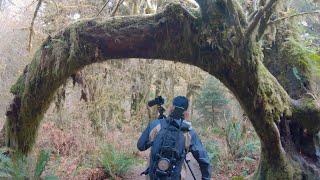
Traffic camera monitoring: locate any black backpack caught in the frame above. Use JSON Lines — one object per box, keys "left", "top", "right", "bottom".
{"left": 149, "top": 118, "right": 190, "bottom": 178}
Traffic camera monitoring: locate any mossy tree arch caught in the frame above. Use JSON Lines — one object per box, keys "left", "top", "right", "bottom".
{"left": 3, "top": 0, "right": 320, "bottom": 179}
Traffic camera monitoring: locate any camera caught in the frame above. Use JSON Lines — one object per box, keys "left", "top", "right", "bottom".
{"left": 147, "top": 96, "right": 166, "bottom": 119}
{"left": 147, "top": 96, "right": 164, "bottom": 107}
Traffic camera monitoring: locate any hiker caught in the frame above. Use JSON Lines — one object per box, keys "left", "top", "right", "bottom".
{"left": 137, "top": 96, "right": 212, "bottom": 180}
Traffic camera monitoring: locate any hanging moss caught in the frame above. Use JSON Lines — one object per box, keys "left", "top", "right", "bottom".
{"left": 4, "top": 1, "right": 320, "bottom": 179}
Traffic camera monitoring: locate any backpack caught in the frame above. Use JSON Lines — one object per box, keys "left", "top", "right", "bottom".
{"left": 149, "top": 118, "right": 190, "bottom": 178}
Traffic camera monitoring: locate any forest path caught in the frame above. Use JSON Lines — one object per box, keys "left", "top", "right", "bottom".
{"left": 124, "top": 153, "right": 202, "bottom": 180}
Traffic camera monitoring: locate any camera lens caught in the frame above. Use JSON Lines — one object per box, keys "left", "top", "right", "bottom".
{"left": 158, "top": 158, "right": 170, "bottom": 171}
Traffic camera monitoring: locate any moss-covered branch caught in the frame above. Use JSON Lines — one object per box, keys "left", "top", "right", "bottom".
{"left": 3, "top": 0, "right": 320, "bottom": 178}
{"left": 5, "top": 3, "right": 201, "bottom": 153}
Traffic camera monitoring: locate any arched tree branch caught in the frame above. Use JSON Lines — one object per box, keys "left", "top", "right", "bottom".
{"left": 5, "top": 3, "right": 201, "bottom": 153}
{"left": 3, "top": 0, "right": 320, "bottom": 178}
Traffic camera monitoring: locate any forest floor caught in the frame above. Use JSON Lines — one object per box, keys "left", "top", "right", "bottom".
{"left": 33, "top": 118, "right": 258, "bottom": 180}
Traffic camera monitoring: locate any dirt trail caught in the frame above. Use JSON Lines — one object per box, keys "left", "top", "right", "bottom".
{"left": 124, "top": 153, "right": 202, "bottom": 180}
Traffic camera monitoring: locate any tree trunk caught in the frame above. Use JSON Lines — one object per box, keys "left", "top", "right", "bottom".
{"left": 3, "top": 0, "right": 320, "bottom": 179}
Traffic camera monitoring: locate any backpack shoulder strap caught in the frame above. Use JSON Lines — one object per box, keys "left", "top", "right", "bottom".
{"left": 159, "top": 118, "right": 167, "bottom": 129}
{"left": 149, "top": 120, "right": 162, "bottom": 142}
{"left": 148, "top": 118, "right": 170, "bottom": 142}
{"left": 184, "top": 131, "right": 191, "bottom": 152}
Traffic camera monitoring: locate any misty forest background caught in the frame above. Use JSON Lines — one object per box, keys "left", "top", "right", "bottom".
{"left": 0, "top": 0, "right": 319, "bottom": 179}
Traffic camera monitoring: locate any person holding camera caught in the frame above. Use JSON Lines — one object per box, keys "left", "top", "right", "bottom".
{"left": 137, "top": 96, "right": 212, "bottom": 180}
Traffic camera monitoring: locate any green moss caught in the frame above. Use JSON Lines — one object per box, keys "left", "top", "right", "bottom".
{"left": 253, "top": 147, "right": 295, "bottom": 180}
{"left": 10, "top": 75, "right": 25, "bottom": 95}
{"left": 257, "top": 61, "right": 291, "bottom": 123}
{"left": 292, "top": 97, "right": 320, "bottom": 134}
{"left": 231, "top": 176, "right": 244, "bottom": 180}
{"left": 280, "top": 38, "right": 312, "bottom": 80}
{"left": 308, "top": 53, "right": 320, "bottom": 75}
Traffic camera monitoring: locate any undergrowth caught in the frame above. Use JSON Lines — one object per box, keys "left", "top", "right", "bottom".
{"left": 99, "top": 144, "right": 135, "bottom": 179}
{"left": 0, "top": 148, "right": 54, "bottom": 179}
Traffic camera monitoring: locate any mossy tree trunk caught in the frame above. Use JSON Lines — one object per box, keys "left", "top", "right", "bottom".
{"left": 3, "top": 0, "right": 320, "bottom": 179}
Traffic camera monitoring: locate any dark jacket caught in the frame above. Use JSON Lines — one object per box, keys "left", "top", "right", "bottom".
{"left": 137, "top": 118, "right": 212, "bottom": 180}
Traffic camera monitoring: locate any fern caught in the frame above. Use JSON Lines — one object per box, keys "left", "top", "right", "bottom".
{"left": 0, "top": 148, "right": 56, "bottom": 179}
{"left": 0, "top": 152, "right": 28, "bottom": 179}
{"left": 100, "top": 144, "right": 135, "bottom": 179}
{"left": 205, "top": 141, "right": 221, "bottom": 171}
{"left": 34, "top": 150, "right": 50, "bottom": 177}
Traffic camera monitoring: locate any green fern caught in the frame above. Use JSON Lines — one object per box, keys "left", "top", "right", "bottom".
{"left": 100, "top": 144, "right": 135, "bottom": 179}
{"left": 0, "top": 151, "right": 27, "bottom": 179}
{"left": 34, "top": 150, "right": 50, "bottom": 177}
{"left": 0, "top": 148, "right": 56, "bottom": 179}
{"left": 205, "top": 141, "right": 221, "bottom": 171}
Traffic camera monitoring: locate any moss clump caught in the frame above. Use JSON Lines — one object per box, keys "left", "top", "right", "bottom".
{"left": 231, "top": 176, "right": 244, "bottom": 180}
{"left": 10, "top": 75, "right": 25, "bottom": 96}
{"left": 256, "top": 61, "right": 291, "bottom": 123}
{"left": 307, "top": 53, "right": 320, "bottom": 74}
{"left": 292, "top": 97, "right": 320, "bottom": 134}
{"left": 280, "top": 37, "right": 312, "bottom": 81}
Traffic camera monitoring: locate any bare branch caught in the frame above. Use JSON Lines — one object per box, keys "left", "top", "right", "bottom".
{"left": 245, "top": 7, "right": 264, "bottom": 38}
{"left": 256, "top": 0, "right": 279, "bottom": 40}
{"left": 7, "top": 0, "right": 17, "bottom": 7}
{"left": 0, "top": 0, "right": 3, "bottom": 10}
{"left": 48, "top": 0, "right": 59, "bottom": 14}
{"left": 25, "top": 0, "right": 38, "bottom": 11}
{"left": 110, "top": 0, "right": 125, "bottom": 17}
{"left": 268, "top": 10, "right": 320, "bottom": 25}
{"left": 244, "top": 0, "right": 278, "bottom": 39}
{"left": 225, "top": 0, "right": 244, "bottom": 38}
{"left": 27, "top": 0, "right": 43, "bottom": 52}
{"left": 96, "top": 0, "right": 111, "bottom": 17}
{"left": 59, "top": 4, "right": 98, "bottom": 10}
{"left": 259, "top": 0, "right": 267, "bottom": 6}
{"left": 248, "top": 10, "right": 258, "bottom": 22}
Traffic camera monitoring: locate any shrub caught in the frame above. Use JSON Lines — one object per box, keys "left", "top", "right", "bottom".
{"left": 238, "top": 140, "right": 260, "bottom": 159}
{"left": 194, "top": 76, "right": 230, "bottom": 125}
{"left": 205, "top": 141, "right": 221, "bottom": 172}
{"left": 0, "top": 148, "right": 53, "bottom": 179}
{"left": 34, "top": 150, "right": 50, "bottom": 178}
{"left": 225, "top": 120, "right": 243, "bottom": 157}
{"left": 0, "top": 149, "right": 27, "bottom": 179}
{"left": 99, "top": 144, "right": 135, "bottom": 179}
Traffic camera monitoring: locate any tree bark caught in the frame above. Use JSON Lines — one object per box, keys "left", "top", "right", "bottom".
{"left": 3, "top": 0, "right": 320, "bottom": 179}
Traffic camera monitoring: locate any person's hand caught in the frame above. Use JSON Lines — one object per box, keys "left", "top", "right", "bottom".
{"left": 183, "top": 111, "right": 190, "bottom": 120}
